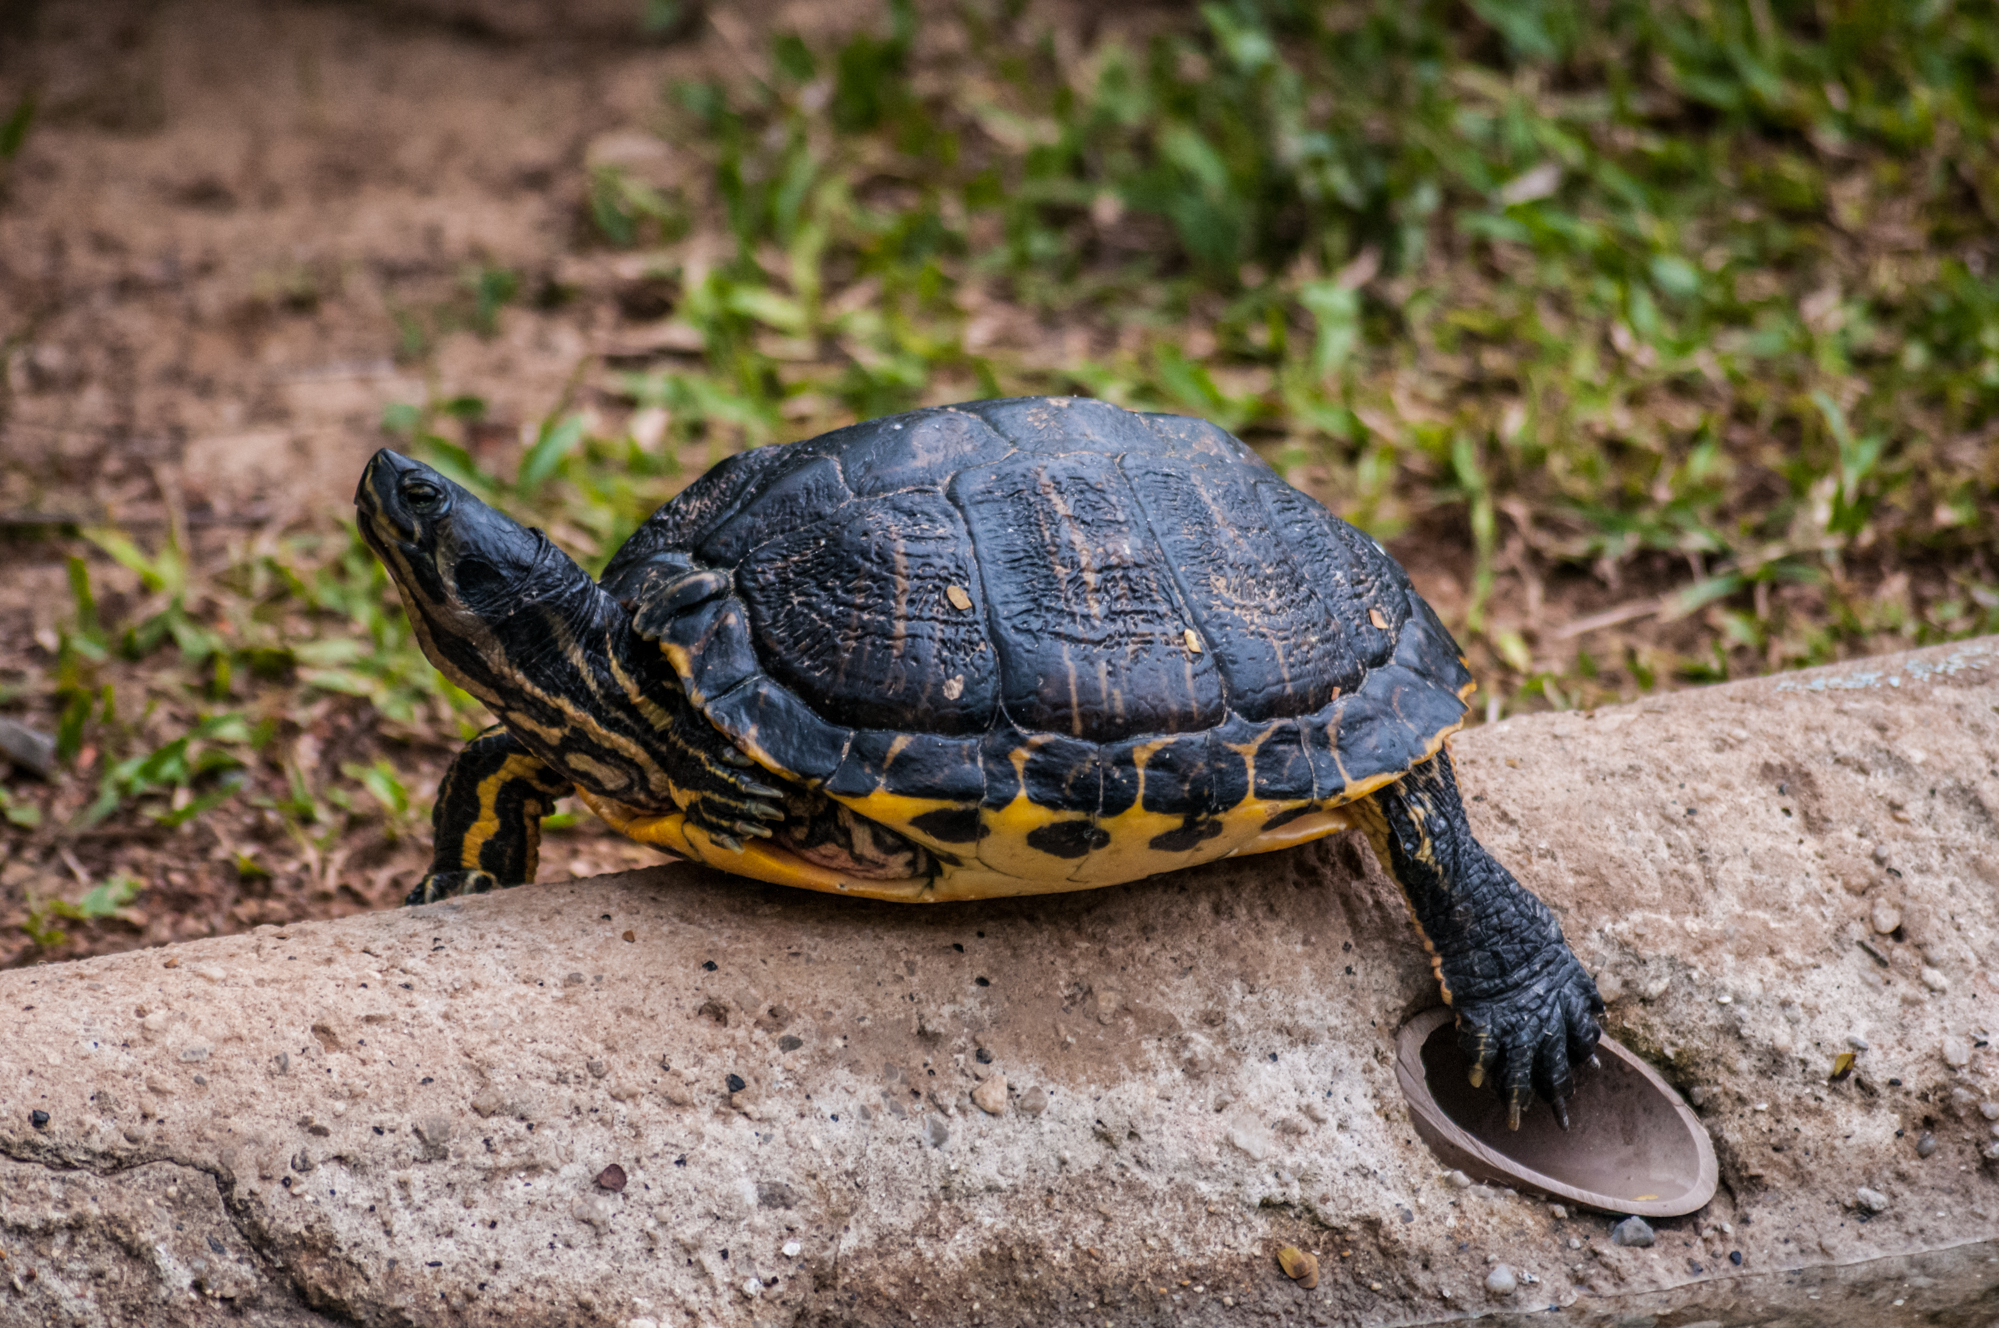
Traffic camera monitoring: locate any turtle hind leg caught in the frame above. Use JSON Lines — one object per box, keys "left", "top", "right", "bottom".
{"left": 776, "top": 789, "right": 936, "bottom": 881}
{"left": 1350, "top": 747, "right": 1603, "bottom": 1128}
{"left": 412, "top": 728, "right": 571, "bottom": 904}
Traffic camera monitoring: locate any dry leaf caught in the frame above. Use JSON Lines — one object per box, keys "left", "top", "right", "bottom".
{"left": 1277, "top": 1245, "right": 1319, "bottom": 1288}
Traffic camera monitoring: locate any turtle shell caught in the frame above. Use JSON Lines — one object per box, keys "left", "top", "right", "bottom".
{"left": 598, "top": 396, "right": 1472, "bottom": 896}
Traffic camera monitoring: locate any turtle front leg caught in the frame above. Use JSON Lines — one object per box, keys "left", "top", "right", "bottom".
{"left": 1352, "top": 747, "right": 1603, "bottom": 1128}
{"left": 411, "top": 728, "right": 571, "bottom": 904}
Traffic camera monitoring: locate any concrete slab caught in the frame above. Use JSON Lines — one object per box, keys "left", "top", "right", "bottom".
{"left": 4, "top": 637, "right": 1999, "bottom": 1326}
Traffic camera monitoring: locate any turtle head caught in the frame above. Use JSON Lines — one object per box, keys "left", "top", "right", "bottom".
{"left": 356, "top": 449, "right": 607, "bottom": 704}
{"left": 356, "top": 450, "right": 552, "bottom": 619}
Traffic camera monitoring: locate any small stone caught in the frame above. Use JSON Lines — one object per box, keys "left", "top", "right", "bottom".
{"left": 122, "top": 1128, "right": 142, "bottom": 1143}
{"left": 1445, "top": 1169, "right": 1473, "bottom": 1189}
{"left": 563, "top": 971, "right": 585, "bottom": 986}
{"left": 1017, "top": 1086, "right": 1047, "bottom": 1118}
{"left": 1276, "top": 1245, "right": 1319, "bottom": 1288}
{"left": 781, "top": 1240, "right": 802, "bottom": 1258}
{"left": 1610, "top": 1217, "right": 1655, "bottom": 1248}
{"left": 1871, "top": 901, "right": 1901, "bottom": 934}
{"left": 726, "top": 1073, "right": 748, "bottom": 1093}
{"left": 1943, "top": 1036, "right": 1973, "bottom": 1068}
{"left": 1548, "top": 1204, "right": 1567, "bottom": 1220}
{"left": 1226, "top": 1125, "right": 1272, "bottom": 1161}
{"left": 177, "top": 1045, "right": 212, "bottom": 1063}
{"left": 30, "top": 1110, "right": 49, "bottom": 1130}
{"left": 741, "top": 1277, "right": 763, "bottom": 1298}
{"left": 1595, "top": 970, "right": 1625, "bottom": 1004}
{"left": 1485, "top": 1264, "right": 1518, "bottom": 1297}
{"left": 1846, "top": 1035, "right": 1870, "bottom": 1051}
{"left": 595, "top": 1163, "right": 627, "bottom": 1192}
{"left": 971, "top": 1073, "right": 1008, "bottom": 1116}
{"left": 1921, "top": 967, "right": 1949, "bottom": 993}
{"left": 922, "top": 1114, "right": 950, "bottom": 1149}
{"left": 1917, "top": 1132, "right": 1938, "bottom": 1157}
{"left": 1856, "top": 1187, "right": 1890, "bottom": 1213}
{"left": 1982, "top": 1103, "right": 1999, "bottom": 1122}
{"left": 587, "top": 1059, "right": 608, "bottom": 1078}
{"left": 1872, "top": 843, "right": 1890, "bottom": 865}
{"left": 572, "top": 1196, "right": 615, "bottom": 1230}
{"left": 1688, "top": 1086, "right": 1714, "bottom": 1108}
{"left": 1982, "top": 1141, "right": 1999, "bottom": 1163}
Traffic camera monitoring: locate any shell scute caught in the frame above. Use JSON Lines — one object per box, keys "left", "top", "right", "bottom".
{"left": 697, "top": 454, "right": 853, "bottom": 565}
{"left": 950, "top": 452, "right": 1225, "bottom": 741}
{"left": 734, "top": 490, "right": 999, "bottom": 735}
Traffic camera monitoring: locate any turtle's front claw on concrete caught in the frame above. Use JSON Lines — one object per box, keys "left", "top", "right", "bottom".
{"left": 406, "top": 869, "right": 505, "bottom": 905}
{"left": 1451, "top": 945, "right": 1603, "bottom": 1129}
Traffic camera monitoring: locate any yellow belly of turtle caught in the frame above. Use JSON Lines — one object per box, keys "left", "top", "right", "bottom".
{"left": 574, "top": 786, "right": 1357, "bottom": 903}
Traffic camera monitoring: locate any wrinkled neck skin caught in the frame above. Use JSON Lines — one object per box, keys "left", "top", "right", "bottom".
{"left": 402, "top": 540, "right": 687, "bottom": 809}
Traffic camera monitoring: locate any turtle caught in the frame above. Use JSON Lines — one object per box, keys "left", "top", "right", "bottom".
{"left": 356, "top": 395, "right": 1603, "bottom": 1125}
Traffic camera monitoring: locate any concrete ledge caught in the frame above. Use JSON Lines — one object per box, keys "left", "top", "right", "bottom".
{"left": 5, "top": 638, "right": 1999, "bottom": 1327}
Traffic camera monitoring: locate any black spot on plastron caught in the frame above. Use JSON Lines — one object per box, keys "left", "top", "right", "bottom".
{"left": 1259, "top": 805, "right": 1314, "bottom": 833}
{"left": 1149, "top": 817, "right": 1225, "bottom": 853}
{"left": 910, "top": 807, "right": 988, "bottom": 844}
{"left": 1026, "top": 820, "right": 1110, "bottom": 859}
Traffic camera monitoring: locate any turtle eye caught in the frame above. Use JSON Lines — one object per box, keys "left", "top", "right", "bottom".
{"left": 402, "top": 478, "right": 444, "bottom": 512}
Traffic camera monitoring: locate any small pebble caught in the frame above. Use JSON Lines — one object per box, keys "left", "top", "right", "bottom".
{"left": 726, "top": 1073, "right": 748, "bottom": 1093}
{"left": 741, "top": 1277, "right": 763, "bottom": 1299}
{"left": 1445, "top": 1169, "right": 1472, "bottom": 1189}
{"left": 1688, "top": 1086, "right": 1714, "bottom": 1107}
{"left": 1943, "top": 1036, "right": 1972, "bottom": 1068}
{"left": 970, "top": 1074, "right": 1008, "bottom": 1116}
{"left": 922, "top": 1115, "right": 950, "bottom": 1149}
{"left": 1982, "top": 1141, "right": 1999, "bottom": 1163}
{"left": 1917, "top": 1132, "right": 1938, "bottom": 1158}
{"left": 1484, "top": 1264, "right": 1518, "bottom": 1296}
{"left": 1846, "top": 1035, "right": 1870, "bottom": 1051}
{"left": 1611, "top": 1217, "right": 1655, "bottom": 1248}
{"left": 1872, "top": 844, "right": 1890, "bottom": 865}
{"left": 1856, "top": 1187, "right": 1890, "bottom": 1214}
{"left": 1017, "top": 1086, "right": 1048, "bottom": 1117}
{"left": 594, "top": 1163, "right": 627, "bottom": 1192}
{"left": 1981, "top": 1103, "right": 1999, "bottom": 1122}
{"left": 1871, "top": 901, "right": 1901, "bottom": 935}
{"left": 30, "top": 1110, "right": 49, "bottom": 1130}
{"left": 1548, "top": 1203, "right": 1568, "bottom": 1220}
{"left": 1921, "top": 967, "right": 1949, "bottom": 993}
{"left": 781, "top": 1240, "right": 801, "bottom": 1258}
{"left": 1568, "top": 1237, "right": 1583, "bottom": 1250}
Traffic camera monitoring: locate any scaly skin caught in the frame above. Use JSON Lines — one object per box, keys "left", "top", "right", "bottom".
{"left": 1353, "top": 748, "right": 1604, "bottom": 1127}
{"left": 412, "top": 728, "right": 570, "bottom": 903}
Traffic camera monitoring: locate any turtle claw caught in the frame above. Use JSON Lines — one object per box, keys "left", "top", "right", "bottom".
{"left": 1448, "top": 943, "right": 1604, "bottom": 1127}
{"left": 710, "top": 832, "right": 744, "bottom": 853}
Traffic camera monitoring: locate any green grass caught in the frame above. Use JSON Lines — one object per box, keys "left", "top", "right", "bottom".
{"left": 8, "top": 0, "right": 1999, "bottom": 948}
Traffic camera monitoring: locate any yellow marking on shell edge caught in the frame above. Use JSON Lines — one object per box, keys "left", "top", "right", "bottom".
{"left": 1234, "top": 807, "right": 1355, "bottom": 856}
{"left": 459, "top": 754, "right": 549, "bottom": 871}
{"left": 946, "top": 584, "right": 973, "bottom": 611}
